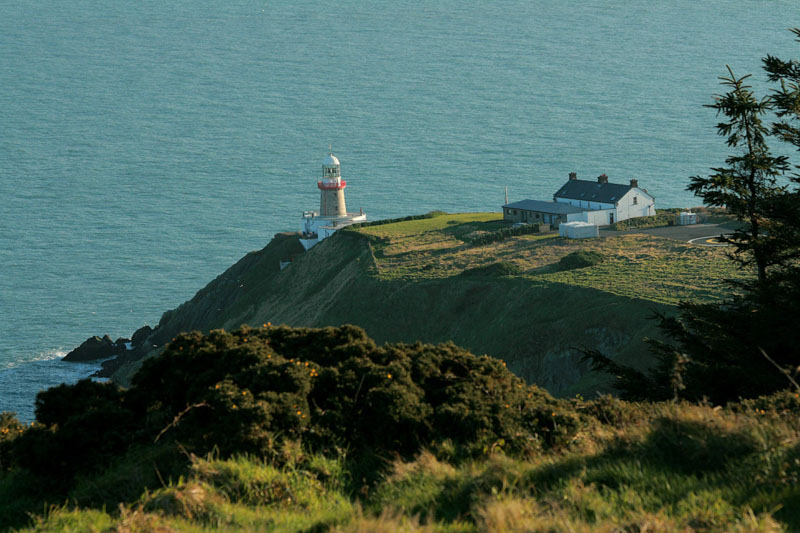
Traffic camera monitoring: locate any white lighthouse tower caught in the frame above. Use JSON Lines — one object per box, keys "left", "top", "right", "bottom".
{"left": 300, "top": 150, "right": 367, "bottom": 250}
{"left": 319, "top": 152, "right": 347, "bottom": 217}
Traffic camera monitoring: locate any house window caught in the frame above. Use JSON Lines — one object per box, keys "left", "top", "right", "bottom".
{"left": 535, "top": 213, "right": 540, "bottom": 219}
{"left": 633, "top": 196, "right": 638, "bottom": 205}
{"left": 513, "top": 210, "right": 517, "bottom": 215}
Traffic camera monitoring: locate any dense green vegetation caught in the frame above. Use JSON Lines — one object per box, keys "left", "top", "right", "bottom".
{"left": 608, "top": 209, "right": 679, "bottom": 230}
{"left": 0, "top": 326, "right": 577, "bottom": 531}
{"left": 3, "top": 326, "right": 800, "bottom": 532}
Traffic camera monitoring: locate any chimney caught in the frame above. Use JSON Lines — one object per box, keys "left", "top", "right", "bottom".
{"left": 568, "top": 172, "right": 577, "bottom": 181}
{"left": 597, "top": 173, "right": 608, "bottom": 184}
{"left": 630, "top": 178, "right": 638, "bottom": 188}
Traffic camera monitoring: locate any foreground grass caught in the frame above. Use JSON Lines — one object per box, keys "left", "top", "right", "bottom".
{"left": 12, "top": 395, "right": 800, "bottom": 532}
{"left": 354, "top": 212, "right": 746, "bottom": 304}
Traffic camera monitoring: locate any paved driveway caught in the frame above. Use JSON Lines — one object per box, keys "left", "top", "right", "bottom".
{"left": 599, "top": 223, "right": 734, "bottom": 243}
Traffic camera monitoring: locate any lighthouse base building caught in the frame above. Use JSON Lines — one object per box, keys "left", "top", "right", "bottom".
{"left": 300, "top": 152, "right": 366, "bottom": 250}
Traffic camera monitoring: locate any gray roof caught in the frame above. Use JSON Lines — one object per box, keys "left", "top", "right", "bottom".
{"left": 503, "top": 199, "right": 586, "bottom": 215}
{"left": 553, "top": 179, "right": 631, "bottom": 204}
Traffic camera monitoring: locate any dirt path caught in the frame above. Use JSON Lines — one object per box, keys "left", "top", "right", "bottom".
{"left": 599, "top": 223, "right": 733, "bottom": 243}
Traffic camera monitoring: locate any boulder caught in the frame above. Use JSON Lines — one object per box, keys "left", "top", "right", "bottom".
{"left": 63, "top": 335, "right": 121, "bottom": 362}
{"left": 114, "top": 337, "right": 132, "bottom": 347}
{"left": 131, "top": 325, "right": 154, "bottom": 347}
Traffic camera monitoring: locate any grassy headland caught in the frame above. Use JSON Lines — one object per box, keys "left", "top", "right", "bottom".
{"left": 109, "top": 212, "right": 748, "bottom": 397}
{"left": 352, "top": 212, "right": 744, "bottom": 305}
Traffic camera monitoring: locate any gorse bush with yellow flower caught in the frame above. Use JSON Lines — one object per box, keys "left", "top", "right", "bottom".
{"left": 0, "top": 412, "right": 25, "bottom": 471}
{"left": 1, "top": 325, "right": 583, "bottom": 490}
{"left": 128, "top": 324, "right": 583, "bottom": 460}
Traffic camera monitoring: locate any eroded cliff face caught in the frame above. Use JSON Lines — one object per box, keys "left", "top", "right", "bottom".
{"left": 111, "top": 230, "right": 664, "bottom": 395}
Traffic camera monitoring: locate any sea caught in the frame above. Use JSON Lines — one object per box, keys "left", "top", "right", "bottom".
{"left": 1, "top": 0, "right": 797, "bottom": 421}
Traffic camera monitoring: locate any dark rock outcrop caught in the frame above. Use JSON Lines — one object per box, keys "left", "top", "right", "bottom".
{"left": 94, "top": 347, "right": 148, "bottom": 377}
{"left": 131, "top": 325, "right": 153, "bottom": 346}
{"left": 63, "top": 335, "right": 124, "bottom": 362}
{"left": 91, "top": 325, "right": 159, "bottom": 378}
{"left": 60, "top": 322, "right": 159, "bottom": 376}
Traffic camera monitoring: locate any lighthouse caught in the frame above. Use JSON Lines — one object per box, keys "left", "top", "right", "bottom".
{"left": 300, "top": 150, "right": 367, "bottom": 250}
{"left": 319, "top": 152, "right": 347, "bottom": 217}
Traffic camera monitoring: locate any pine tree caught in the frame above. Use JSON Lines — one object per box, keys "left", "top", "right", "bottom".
{"left": 584, "top": 30, "right": 800, "bottom": 404}
{"left": 763, "top": 29, "right": 800, "bottom": 280}
{"left": 687, "top": 67, "right": 789, "bottom": 285}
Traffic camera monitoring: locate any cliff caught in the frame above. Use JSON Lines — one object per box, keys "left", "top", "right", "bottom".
{"left": 105, "top": 212, "right": 744, "bottom": 395}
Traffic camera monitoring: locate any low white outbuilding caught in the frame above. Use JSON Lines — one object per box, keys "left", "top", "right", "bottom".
{"left": 559, "top": 221, "right": 599, "bottom": 239}
{"left": 678, "top": 212, "right": 697, "bottom": 225}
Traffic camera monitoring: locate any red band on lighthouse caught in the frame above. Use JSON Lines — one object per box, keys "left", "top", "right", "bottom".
{"left": 318, "top": 180, "right": 347, "bottom": 190}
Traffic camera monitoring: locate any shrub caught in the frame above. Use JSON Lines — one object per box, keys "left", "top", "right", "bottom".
{"left": 609, "top": 213, "right": 676, "bottom": 230}
{"left": 460, "top": 262, "right": 522, "bottom": 277}
{"left": 729, "top": 389, "right": 800, "bottom": 417}
{"left": 579, "top": 395, "right": 646, "bottom": 427}
{"left": 0, "top": 412, "right": 25, "bottom": 471}
{"left": 142, "top": 481, "right": 223, "bottom": 522}
{"left": 130, "top": 326, "right": 583, "bottom": 460}
{"left": 557, "top": 250, "right": 605, "bottom": 271}
{"left": 467, "top": 223, "right": 543, "bottom": 246}
{"left": 9, "top": 326, "right": 584, "bottom": 489}
{"left": 12, "top": 380, "right": 134, "bottom": 485}
{"left": 2, "top": 325, "right": 588, "bottom": 512}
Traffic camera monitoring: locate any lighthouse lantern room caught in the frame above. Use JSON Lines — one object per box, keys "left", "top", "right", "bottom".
{"left": 300, "top": 151, "right": 367, "bottom": 250}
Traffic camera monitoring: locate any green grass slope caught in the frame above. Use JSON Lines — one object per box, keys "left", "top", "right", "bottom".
{"left": 8, "top": 387, "right": 800, "bottom": 532}
{"left": 5, "top": 326, "right": 799, "bottom": 532}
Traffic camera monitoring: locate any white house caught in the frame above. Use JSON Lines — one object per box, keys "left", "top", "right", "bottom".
{"left": 556, "top": 173, "right": 655, "bottom": 226}
{"left": 502, "top": 172, "right": 655, "bottom": 228}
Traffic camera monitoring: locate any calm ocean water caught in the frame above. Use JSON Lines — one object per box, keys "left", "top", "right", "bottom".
{"left": 1, "top": 0, "right": 797, "bottom": 421}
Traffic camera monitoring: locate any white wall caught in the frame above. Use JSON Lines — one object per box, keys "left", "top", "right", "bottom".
{"left": 615, "top": 188, "right": 655, "bottom": 222}
{"left": 556, "top": 187, "right": 655, "bottom": 224}
{"left": 300, "top": 212, "right": 368, "bottom": 249}
{"left": 559, "top": 222, "right": 599, "bottom": 239}
{"left": 556, "top": 198, "right": 614, "bottom": 211}
{"left": 567, "top": 209, "right": 615, "bottom": 226}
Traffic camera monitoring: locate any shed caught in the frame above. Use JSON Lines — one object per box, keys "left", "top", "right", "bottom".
{"left": 559, "top": 221, "right": 599, "bottom": 239}
{"left": 502, "top": 199, "right": 585, "bottom": 227}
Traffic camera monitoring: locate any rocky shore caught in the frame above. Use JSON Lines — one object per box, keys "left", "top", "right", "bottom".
{"left": 63, "top": 324, "right": 160, "bottom": 377}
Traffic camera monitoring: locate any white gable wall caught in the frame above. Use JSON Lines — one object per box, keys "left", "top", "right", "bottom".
{"left": 616, "top": 188, "right": 655, "bottom": 221}
{"left": 553, "top": 184, "right": 656, "bottom": 226}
